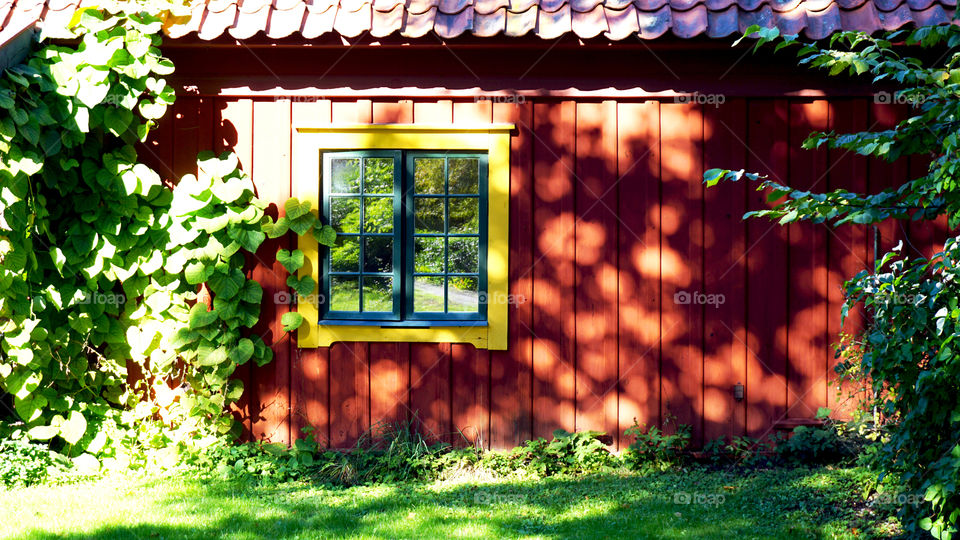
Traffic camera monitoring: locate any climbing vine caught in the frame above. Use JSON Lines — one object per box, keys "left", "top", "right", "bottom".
{"left": 0, "top": 6, "right": 333, "bottom": 468}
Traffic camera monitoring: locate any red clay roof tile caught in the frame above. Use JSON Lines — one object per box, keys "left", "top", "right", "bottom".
{"left": 637, "top": 4, "right": 671, "bottom": 36}
{"left": 266, "top": 0, "right": 305, "bottom": 37}
{"left": 505, "top": 5, "right": 537, "bottom": 34}
{"left": 705, "top": 3, "right": 738, "bottom": 35}
{"left": 371, "top": 2, "right": 405, "bottom": 34}
{"left": 435, "top": 5, "right": 473, "bottom": 36}
{"left": 0, "top": 0, "right": 954, "bottom": 44}
{"left": 301, "top": 2, "right": 336, "bottom": 35}
{"left": 604, "top": 4, "right": 640, "bottom": 37}
{"left": 401, "top": 5, "right": 438, "bottom": 35}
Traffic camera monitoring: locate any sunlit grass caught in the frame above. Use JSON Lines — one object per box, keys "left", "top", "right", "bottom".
{"left": 0, "top": 466, "right": 898, "bottom": 540}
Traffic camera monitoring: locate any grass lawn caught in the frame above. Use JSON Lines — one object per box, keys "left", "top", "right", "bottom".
{"left": 2, "top": 466, "right": 897, "bottom": 540}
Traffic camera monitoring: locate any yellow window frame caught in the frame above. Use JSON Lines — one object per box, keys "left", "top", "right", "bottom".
{"left": 292, "top": 123, "right": 513, "bottom": 350}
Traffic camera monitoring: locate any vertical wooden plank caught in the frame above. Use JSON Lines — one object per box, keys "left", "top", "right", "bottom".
{"left": 372, "top": 100, "right": 413, "bottom": 123}
{"left": 617, "top": 101, "right": 661, "bottom": 449}
{"left": 414, "top": 100, "right": 454, "bottom": 123}
{"left": 218, "top": 98, "right": 254, "bottom": 438}
{"left": 702, "top": 98, "right": 747, "bottom": 442}
{"left": 332, "top": 99, "right": 373, "bottom": 123}
{"left": 291, "top": 98, "right": 333, "bottom": 444}
{"left": 453, "top": 99, "right": 492, "bottom": 124}
{"left": 573, "top": 101, "right": 619, "bottom": 441}
{"left": 410, "top": 343, "right": 451, "bottom": 442}
{"left": 491, "top": 100, "right": 534, "bottom": 449}
{"left": 370, "top": 343, "right": 409, "bottom": 429}
{"left": 329, "top": 342, "right": 369, "bottom": 448}
{"left": 745, "top": 99, "right": 790, "bottom": 438}
{"left": 172, "top": 96, "right": 200, "bottom": 178}
{"left": 827, "top": 98, "right": 870, "bottom": 418}
{"left": 531, "top": 100, "right": 577, "bottom": 439}
{"left": 787, "top": 100, "right": 830, "bottom": 419}
{"left": 250, "top": 98, "right": 293, "bottom": 444}
{"left": 659, "top": 102, "right": 704, "bottom": 444}
{"left": 452, "top": 345, "right": 489, "bottom": 446}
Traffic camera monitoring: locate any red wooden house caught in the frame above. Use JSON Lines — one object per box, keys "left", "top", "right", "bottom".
{"left": 2, "top": 0, "right": 954, "bottom": 449}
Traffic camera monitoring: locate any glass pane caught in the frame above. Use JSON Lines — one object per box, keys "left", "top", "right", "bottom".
{"left": 414, "top": 197, "right": 444, "bottom": 234}
{"left": 330, "top": 197, "right": 360, "bottom": 233}
{"left": 413, "top": 276, "right": 445, "bottom": 313}
{"left": 329, "top": 276, "right": 359, "bottom": 312}
{"left": 363, "top": 157, "right": 393, "bottom": 194}
{"left": 449, "top": 158, "right": 479, "bottom": 194}
{"left": 414, "top": 158, "right": 444, "bottom": 194}
{"left": 363, "top": 236, "right": 393, "bottom": 273}
{"left": 414, "top": 237, "right": 445, "bottom": 274}
{"left": 330, "top": 236, "right": 360, "bottom": 272}
{"left": 447, "top": 277, "right": 479, "bottom": 312}
{"left": 330, "top": 158, "right": 360, "bottom": 193}
{"left": 448, "top": 198, "right": 479, "bottom": 234}
{"left": 362, "top": 276, "right": 393, "bottom": 312}
{"left": 449, "top": 237, "right": 479, "bottom": 273}
{"left": 363, "top": 197, "right": 393, "bottom": 234}
{"left": 449, "top": 238, "right": 480, "bottom": 274}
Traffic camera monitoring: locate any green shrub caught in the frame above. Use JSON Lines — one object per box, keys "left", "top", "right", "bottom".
{"left": 622, "top": 417, "right": 690, "bottom": 470}
{"left": 0, "top": 431, "right": 71, "bottom": 488}
{"left": 778, "top": 409, "right": 866, "bottom": 466}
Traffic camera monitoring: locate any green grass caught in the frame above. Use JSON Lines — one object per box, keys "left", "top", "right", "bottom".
{"left": 1, "top": 466, "right": 899, "bottom": 539}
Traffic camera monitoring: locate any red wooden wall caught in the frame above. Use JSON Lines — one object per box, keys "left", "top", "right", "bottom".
{"left": 144, "top": 95, "right": 946, "bottom": 450}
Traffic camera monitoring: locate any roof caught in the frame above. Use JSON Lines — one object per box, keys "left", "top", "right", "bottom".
{"left": 0, "top": 0, "right": 956, "bottom": 43}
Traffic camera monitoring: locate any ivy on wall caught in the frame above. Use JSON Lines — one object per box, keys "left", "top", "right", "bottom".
{"left": 0, "top": 6, "right": 333, "bottom": 469}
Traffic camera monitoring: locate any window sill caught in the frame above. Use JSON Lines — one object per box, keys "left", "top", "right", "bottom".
{"left": 319, "top": 319, "right": 488, "bottom": 328}
{"left": 305, "top": 321, "right": 497, "bottom": 349}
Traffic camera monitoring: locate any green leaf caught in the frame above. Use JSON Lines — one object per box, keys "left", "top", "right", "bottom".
{"left": 276, "top": 249, "right": 304, "bottom": 274}
{"left": 208, "top": 269, "right": 245, "bottom": 300}
{"left": 104, "top": 107, "right": 132, "bottom": 137}
{"left": 287, "top": 275, "right": 315, "bottom": 299}
{"left": 185, "top": 261, "right": 213, "bottom": 285}
{"left": 262, "top": 216, "right": 289, "bottom": 239}
{"left": 288, "top": 213, "right": 316, "bottom": 235}
{"left": 197, "top": 346, "right": 228, "bottom": 366}
{"left": 188, "top": 303, "right": 219, "bottom": 329}
{"left": 284, "top": 198, "right": 311, "bottom": 219}
{"left": 77, "top": 84, "right": 109, "bottom": 108}
{"left": 229, "top": 338, "right": 254, "bottom": 365}
{"left": 281, "top": 312, "right": 304, "bottom": 333}
{"left": 60, "top": 410, "right": 87, "bottom": 445}
{"left": 313, "top": 224, "right": 337, "bottom": 247}
{"left": 27, "top": 425, "right": 59, "bottom": 441}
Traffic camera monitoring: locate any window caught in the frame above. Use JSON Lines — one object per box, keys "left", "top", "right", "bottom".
{"left": 321, "top": 151, "right": 488, "bottom": 323}
{"left": 293, "top": 123, "right": 512, "bottom": 350}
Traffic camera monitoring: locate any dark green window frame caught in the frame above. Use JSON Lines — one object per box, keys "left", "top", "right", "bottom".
{"left": 320, "top": 150, "right": 488, "bottom": 325}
